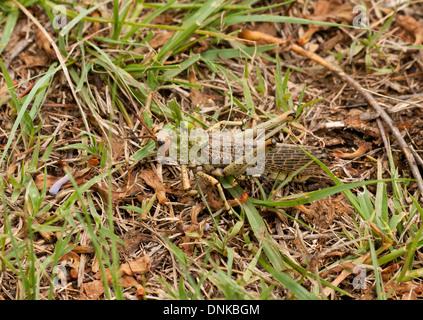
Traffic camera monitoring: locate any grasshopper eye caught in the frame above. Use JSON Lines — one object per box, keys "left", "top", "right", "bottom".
{"left": 156, "top": 130, "right": 170, "bottom": 146}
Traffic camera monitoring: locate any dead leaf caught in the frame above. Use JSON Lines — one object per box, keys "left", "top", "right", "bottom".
{"left": 72, "top": 167, "right": 94, "bottom": 181}
{"left": 165, "top": 185, "right": 189, "bottom": 198}
{"left": 0, "top": 81, "right": 18, "bottom": 104}
{"left": 383, "top": 280, "right": 423, "bottom": 300}
{"left": 140, "top": 169, "right": 169, "bottom": 204}
{"left": 322, "top": 33, "right": 345, "bottom": 52}
{"left": 34, "top": 174, "right": 60, "bottom": 191}
{"left": 149, "top": 32, "right": 175, "bottom": 49}
{"left": 309, "top": 0, "right": 354, "bottom": 22}
{"left": 7, "top": 163, "right": 17, "bottom": 176}
{"left": 119, "top": 230, "right": 148, "bottom": 255}
{"left": 180, "top": 223, "right": 199, "bottom": 255}
{"left": 332, "top": 142, "right": 371, "bottom": 160}
{"left": 179, "top": 204, "right": 206, "bottom": 255}
{"left": 125, "top": 170, "right": 145, "bottom": 196}
{"left": 90, "top": 183, "right": 128, "bottom": 204}
{"left": 120, "top": 275, "right": 140, "bottom": 288}
{"left": 192, "top": 38, "right": 211, "bottom": 54}
{"left": 396, "top": 15, "right": 423, "bottom": 46}
{"left": 198, "top": 178, "right": 222, "bottom": 210}
{"left": 91, "top": 255, "right": 100, "bottom": 274}
{"left": 93, "top": 255, "right": 150, "bottom": 295}
{"left": 343, "top": 117, "right": 381, "bottom": 139}
{"left": 381, "top": 263, "right": 398, "bottom": 282}
{"left": 58, "top": 251, "right": 80, "bottom": 284}
{"left": 82, "top": 279, "right": 105, "bottom": 300}
{"left": 59, "top": 251, "right": 80, "bottom": 268}
{"left": 297, "top": 0, "right": 354, "bottom": 46}
{"left": 256, "top": 22, "right": 278, "bottom": 37}
{"left": 111, "top": 135, "right": 125, "bottom": 162}
{"left": 298, "top": 194, "right": 353, "bottom": 229}
{"left": 99, "top": 268, "right": 144, "bottom": 291}
{"left": 35, "top": 29, "right": 57, "bottom": 60}
{"left": 20, "top": 51, "right": 49, "bottom": 67}
{"left": 35, "top": 167, "right": 93, "bottom": 195}
{"left": 119, "top": 255, "right": 151, "bottom": 276}
{"left": 89, "top": 11, "right": 101, "bottom": 35}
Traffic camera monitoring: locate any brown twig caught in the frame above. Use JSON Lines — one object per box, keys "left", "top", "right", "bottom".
{"left": 290, "top": 43, "right": 423, "bottom": 196}
{"left": 124, "top": 135, "right": 156, "bottom": 141}
{"left": 376, "top": 118, "right": 391, "bottom": 160}
{"left": 124, "top": 102, "right": 157, "bottom": 142}
{"left": 34, "top": 103, "right": 77, "bottom": 108}
{"left": 18, "top": 82, "right": 35, "bottom": 99}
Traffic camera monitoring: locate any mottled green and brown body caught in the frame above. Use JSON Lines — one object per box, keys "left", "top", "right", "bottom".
{"left": 264, "top": 143, "right": 328, "bottom": 179}
{"left": 199, "top": 137, "right": 327, "bottom": 179}
{"left": 156, "top": 110, "right": 328, "bottom": 211}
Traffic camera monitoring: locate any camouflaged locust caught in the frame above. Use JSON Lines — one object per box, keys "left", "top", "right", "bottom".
{"left": 156, "top": 110, "right": 328, "bottom": 211}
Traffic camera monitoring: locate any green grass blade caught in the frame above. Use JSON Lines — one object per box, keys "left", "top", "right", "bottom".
{"left": 59, "top": 1, "right": 110, "bottom": 37}
{"left": 252, "top": 179, "right": 409, "bottom": 208}
{"left": 162, "top": 54, "right": 201, "bottom": 81}
{"left": 398, "top": 195, "right": 423, "bottom": 282}
{"left": 0, "top": 60, "right": 56, "bottom": 164}
{"left": 201, "top": 43, "right": 277, "bottom": 61}
{"left": 157, "top": 0, "right": 226, "bottom": 60}
{"left": 0, "top": 7, "right": 19, "bottom": 55}
{"left": 368, "top": 237, "right": 385, "bottom": 299}
{"left": 226, "top": 183, "right": 284, "bottom": 271}
{"left": 223, "top": 14, "right": 353, "bottom": 28}
{"left": 258, "top": 254, "right": 320, "bottom": 300}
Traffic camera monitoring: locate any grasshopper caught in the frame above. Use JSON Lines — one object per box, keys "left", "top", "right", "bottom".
{"left": 154, "top": 110, "right": 327, "bottom": 211}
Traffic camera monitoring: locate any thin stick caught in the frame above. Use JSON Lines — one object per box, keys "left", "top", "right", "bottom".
{"left": 376, "top": 118, "right": 390, "bottom": 159}
{"left": 18, "top": 82, "right": 35, "bottom": 99}
{"left": 124, "top": 135, "right": 156, "bottom": 141}
{"left": 124, "top": 103, "right": 157, "bottom": 141}
{"left": 290, "top": 43, "right": 423, "bottom": 196}
{"left": 410, "top": 146, "right": 423, "bottom": 167}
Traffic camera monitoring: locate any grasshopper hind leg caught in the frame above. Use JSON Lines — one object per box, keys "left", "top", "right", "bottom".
{"left": 181, "top": 164, "right": 198, "bottom": 196}
{"left": 181, "top": 165, "right": 231, "bottom": 212}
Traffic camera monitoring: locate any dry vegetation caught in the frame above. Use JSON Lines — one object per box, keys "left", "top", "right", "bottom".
{"left": 1, "top": 0, "right": 423, "bottom": 300}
